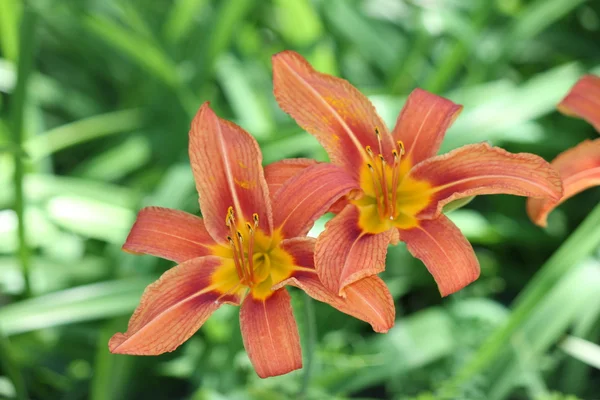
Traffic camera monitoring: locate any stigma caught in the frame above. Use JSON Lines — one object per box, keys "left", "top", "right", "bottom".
{"left": 365, "top": 129, "right": 405, "bottom": 221}
{"left": 225, "top": 207, "right": 260, "bottom": 287}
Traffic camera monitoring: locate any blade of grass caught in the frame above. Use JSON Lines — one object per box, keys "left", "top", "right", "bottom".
{"left": 162, "top": 0, "right": 209, "bottom": 44}
{"left": 0, "top": 277, "right": 155, "bottom": 335}
{"left": 10, "top": 5, "right": 37, "bottom": 298}
{"left": 206, "top": 0, "right": 255, "bottom": 71}
{"left": 560, "top": 291, "right": 600, "bottom": 394}
{"left": 0, "top": 0, "right": 20, "bottom": 63}
{"left": 488, "top": 262, "right": 600, "bottom": 399}
{"left": 424, "top": 2, "right": 491, "bottom": 93}
{"left": 215, "top": 54, "right": 273, "bottom": 139}
{"left": 445, "top": 201, "right": 600, "bottom": 388}
{"left": 560, "top": 335, "right": 600, "bottom": 370}
{"left": 0, "top": 331, "right": 28, "bottom": 400}
{"left": 299, "top": 295, "right": 316, "bottom": 399}
{"left": 24, "top": 108, "right": 144, "bottom": 161}
{"left": 493, "top": 0, "right": 586, "bottom": 71}
{"left": 83, "top": 14, "right": 179, "bottom": 88}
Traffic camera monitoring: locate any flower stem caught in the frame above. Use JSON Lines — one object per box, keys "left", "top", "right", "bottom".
{"left": 446, "top": 201, "right": 600, "bottom": 389}
{"left": 299, "top": 294, "right": 316, "bottom": 398}
{"left": 10, "top": 6, "right": 37, "bottom": 298}
{"left": 0, "top": 330, "right": 28, "bottom": 400}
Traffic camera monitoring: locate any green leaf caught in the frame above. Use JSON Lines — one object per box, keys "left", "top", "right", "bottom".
{"left": 0, "top": 278, "right": 155, "bottom": 336}
{"left": 24, "top": 109, "right": 144, "bottom": 161}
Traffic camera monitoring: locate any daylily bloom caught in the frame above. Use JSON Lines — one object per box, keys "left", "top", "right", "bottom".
{"left": 272, "top": 51, "right": 563, "bottom": 297}
{"left": 109, "top": 103, "right": 395, "bottom": 378}
{"left": 527, "top": 75, "right": 600, "bottom": 226}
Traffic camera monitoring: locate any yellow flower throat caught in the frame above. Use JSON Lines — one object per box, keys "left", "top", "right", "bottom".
{"left": 211, "top": 207, "right": 295, "bottom": 300}
{"left": 353, "top": 133, "right": 432, "bottom": 233}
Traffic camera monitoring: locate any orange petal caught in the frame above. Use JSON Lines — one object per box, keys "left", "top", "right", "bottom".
{"left": 398, "top": 215, "right": 480, "bottom": 297}
{"left": 276, "top": 237, "right": 395, "bottom": 333}
{"left": 239, "top": 288, "right": 302, "bottom": 378}
{"left": 109, "top": 256, "right": 240, "bottom": 355}
{"left": 558, "top": 75, "right": 600, "bottom": 132}
{"left": 407, "top": 143, "right": 563, "bottom": 219}
{"left": 315, "top": 205, "right": 394, "bottom": 296}
{"left": 273, "top": 163, "right": 359, "bottom": 238}
{"left": 263, "top": 158, "right": 318, "bottom": 202}
{"left": 122, "top": 207, "right": 217, "bottom": 263}
{"left": 272, "top": 50, "right": 394, "bottom": 178}
{"left": 189, "top": 103, "right": 272, "bottom": 242}
{"left": 392, "top": 88, "right": 463, "bottom": 167}
{"left": 527, "top": 139, "right": 600, "bottom": 227}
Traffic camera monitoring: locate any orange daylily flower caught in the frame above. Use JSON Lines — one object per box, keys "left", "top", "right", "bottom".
{"left": 272, "top": 51, "right": 563, "bottom": 297}
{"left": 109, "top": 103, "right": 395, "bottom": 378}
{"left": 527, "top": 75, "right": 600, "bottom": 226}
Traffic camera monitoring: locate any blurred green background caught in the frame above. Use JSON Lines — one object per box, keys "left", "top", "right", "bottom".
{"left": 1, "top": 0, "right": 600, "bottom": 399}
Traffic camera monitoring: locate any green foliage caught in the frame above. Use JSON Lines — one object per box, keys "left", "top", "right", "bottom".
{"left": 1, "top": 0, "right": 599, "bottom": 399}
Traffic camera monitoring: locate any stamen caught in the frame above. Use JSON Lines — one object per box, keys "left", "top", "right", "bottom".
{"left": 246, "top": 222, "right": 255, "bottom": 283}
{"left": 235, "top": 230, "right": 251, "bottom": 285}
{"left": 390, "top": 141, "right": 405, "bottom": 220}
{"left": 375, "top": 127, "right": 384, "bottom": 155}
{"left": 214, "top": 282, "right": 243, "bottom": 305}
{"left": 365, "top": 145, "right": 374, "bottom": 159}
{"left": 227, "top": 236, "right": 245, "bottom": 282}
{"left": 367, "top": 163, "right": 383, "bottom": 218}
{"left": 378, "top": 154, "right": 391, "bottom": 216}
{"left": 224, "top": 207, "right": 260, "bottom": 287}
{"left": 397, "top": 140, "right": 405, "bottom": 156}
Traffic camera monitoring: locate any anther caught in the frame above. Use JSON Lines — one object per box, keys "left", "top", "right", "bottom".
{"left": 226, "top": 206, "right": 235, "bottom": 226}
{"left": 245, "top": 222, "right": 253, "bottom": 233}
{"left": 252, "top": 213, "right": 259, "bottom": 228}
{"left": 375, "top": 127, "right": 384, "bottom": 155}
{"left": 397, "top": 140, "right": 405, "bottom": 156}
{"left": 365, "top": 145, "right": 374, "bottom": 159}
{"left": 236, "top": 231, "right": 244, "bottom": 243}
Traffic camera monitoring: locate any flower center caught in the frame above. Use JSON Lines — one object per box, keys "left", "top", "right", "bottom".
{"left": 363, "top": 128, "right": 406, "bottom": 221}
{"left": 352, "top": 129, "right": 431, "bottom": 233}
{"left": 214, "top": 207, "right": 295, "bottom": 300}
{"left": 225, "top": 206, "right": 264, "bottom": 287}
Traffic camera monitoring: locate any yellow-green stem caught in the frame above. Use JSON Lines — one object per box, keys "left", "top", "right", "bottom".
{"left": 10, "top": 6, "right": 37, "bottom": 298}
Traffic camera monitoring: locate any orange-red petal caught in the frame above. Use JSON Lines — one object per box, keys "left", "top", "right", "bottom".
{"left": 276, "top": 237, "right": 394, "bottom": 333}
{"left": 122, "top": 207, "right": 217, "bottom": 263}
{"left": 527, "top": 139, "right": 600, "bottom": 227}
{"left": 315, "top": 205, "right": 394, "bottom": 296}
{"left": 239, "top": 288, "right": 302, "bottom": 378}
{"left": 109, "top": 256, "right": 240, "bottom": 355}
{"left": 189, "top": 103, "right": 272, "bottom": 243}
{"left": 398, "top": 215, "right": 480, "bottom": 297}
{"left": 407, "top": 143, "right": 563, "bottom": 219}
{"left": 391, "top": 88, "right": 463, "bottom": 167}
{"left": 263, "top": 158, "right": 318, "bottom": 202}
{"left": 558, "top": 75, "right": 600, "bottom": 132}
{"left": 272, "top": 50, "right": 394, "bottom": 178}
{"left": 272, "top": 163, "right": 359, "bottom": 238}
